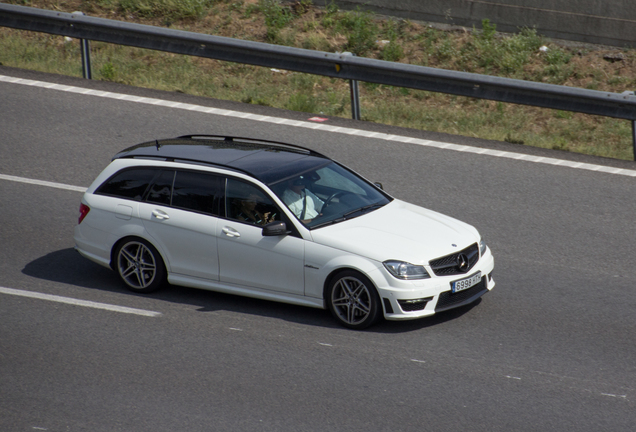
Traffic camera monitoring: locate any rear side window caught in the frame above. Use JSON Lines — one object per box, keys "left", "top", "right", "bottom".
{"left": 96, "top": 168, "right": 157, "bottom": 200}
{"left": 171, "top": 171, "right": 221, "bottom": 215}
{"left": 96, "top": 168, "right": 220, "bottom": 216}
{"left": 146, "top": 170, "right": 175, "bottom": 205}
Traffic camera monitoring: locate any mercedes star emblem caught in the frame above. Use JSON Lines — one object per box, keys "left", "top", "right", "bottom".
{"left": 456, "top": 253, "right": 469, "bottom": 272}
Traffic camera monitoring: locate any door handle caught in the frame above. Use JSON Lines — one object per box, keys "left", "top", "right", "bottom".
{"left": 152, "top": 209, "right": 170, "bottom": 220}
{"left": 222, "top": 226, "right": 241, "bottom": 238}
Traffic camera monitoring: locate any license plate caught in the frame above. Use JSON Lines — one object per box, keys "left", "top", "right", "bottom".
{"left": 451, "top": 272, "right": 482, "bottom": 293}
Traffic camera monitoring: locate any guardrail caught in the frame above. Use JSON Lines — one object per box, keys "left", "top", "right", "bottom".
{"left": 2, "top": 3, "right": 636, "bottom": 160}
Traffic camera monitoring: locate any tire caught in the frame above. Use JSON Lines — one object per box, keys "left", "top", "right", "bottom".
{"left": 327, "top": 270, "right": 381, "bottom": 330}
{"left": 114, "top": 238, "right": 166, "bottom": 293}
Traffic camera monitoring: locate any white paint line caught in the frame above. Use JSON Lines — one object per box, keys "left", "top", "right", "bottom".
{"left": 0, "top": 286, "right": 161, "bottom": 317}
{"left": 318, "top": 342, "right": 333, "bottom": 347}
{"left": 0, "top": 174, "right": 87, "bottom": 192}
{"left": 601, "top": 393, "right": 628, "bottom": 399}
{"left": 3, "top": 74, "right": 636, "bottom": 178}
{"left": 410, "top": 359, "right": 426, "bottom": 363}
{"left": 505, "top": 375, "right": 522, "bottom": 380}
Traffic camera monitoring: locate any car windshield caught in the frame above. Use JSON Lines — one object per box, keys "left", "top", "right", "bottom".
{"left": 270, "top": 162, "right": 391, "bottom": 229}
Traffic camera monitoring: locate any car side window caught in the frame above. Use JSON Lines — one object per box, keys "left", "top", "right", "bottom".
{"left": 225, "top": 178, "right": 280, "bottom": 226}
{"left": 171, "top": 171, "right": 221, "bottom": 215}
{"left": 146, "top": 170, "right": 175, "bottom": 205}
{"left": 96, "top": 168, "right": 157, "bottom": 200}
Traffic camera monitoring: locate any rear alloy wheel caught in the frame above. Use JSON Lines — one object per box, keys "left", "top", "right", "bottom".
{"left": 327, "top": 270, "right": 381, "bottom": 330}
{"left": 115, "top": 238, "right": 165, "bottom": 293}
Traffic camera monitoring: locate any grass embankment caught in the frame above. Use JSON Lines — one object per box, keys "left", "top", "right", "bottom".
{"left": 2, "top": 0, "right": 636, "bottom": 160}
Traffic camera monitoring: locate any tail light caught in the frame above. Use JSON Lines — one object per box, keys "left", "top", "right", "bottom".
{"left": 78, "top": 203, "right": 90, "bottom": 224}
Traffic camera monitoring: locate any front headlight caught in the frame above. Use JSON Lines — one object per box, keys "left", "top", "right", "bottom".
{"left": 383, "top": 260, "right": 431, "bottom": 280}
{"left": 480, "top": 239, "right": 487, "bottom": 256}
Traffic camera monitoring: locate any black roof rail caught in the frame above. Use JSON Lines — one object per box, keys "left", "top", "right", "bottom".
{"left": 176, "top": 134, "right": 329, "bottom": 159}
{"left": 116, "top": 150, "right": 264, "bottom": 180}
{"left": 114, "top": 135, "right": 335, "bottom": 184}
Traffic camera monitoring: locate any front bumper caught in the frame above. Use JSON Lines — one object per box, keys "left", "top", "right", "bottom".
{"left": 377, "top": 250, "right": 495, "bottom": 321}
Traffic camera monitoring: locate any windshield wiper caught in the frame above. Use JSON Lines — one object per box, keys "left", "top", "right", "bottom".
{"left": 310, "top": 217, "right": 346, "bottom": 229}
{"left": 342, "top": 203, "right": 385, "bottom": 219}
{"left": 310, "top": 203, "right": 386, "bottom": 229}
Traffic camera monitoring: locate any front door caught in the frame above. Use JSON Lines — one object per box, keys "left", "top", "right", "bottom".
{"left": 217, "top": 178, "right": 305, "bottom": 295}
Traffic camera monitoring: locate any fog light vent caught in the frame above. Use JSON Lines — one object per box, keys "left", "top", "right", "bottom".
{"left": 398, "top": 297, "right": 433, "bottom": 312}
{"left": 383, "top": 298, "right": 394, "bottom": 314}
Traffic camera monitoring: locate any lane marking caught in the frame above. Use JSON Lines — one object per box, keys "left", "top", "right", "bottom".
{"left": 601, "top": 393, "right": 628, "bottom": 399}
{"left": 0, "top": 286, "right": 161, "bottom": 317}
{"left": 2, "top": 74, "right": 636, "bottom": 178}
{"left": 0, "top": 174, "right": 87, "bottom": 192}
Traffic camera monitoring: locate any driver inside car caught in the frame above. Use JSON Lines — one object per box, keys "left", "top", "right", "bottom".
{"left": 236, "top": 192, "right": 276, "bottom": 226}
{"left": 282, "top": 175, "right": 324, "bottom": 223}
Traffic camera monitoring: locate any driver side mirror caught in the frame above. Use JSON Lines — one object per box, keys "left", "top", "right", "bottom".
{"left": 262, "top": 221, "right": 288, "bottom": 236}
{"left": 373, "top": 182, "right": 384, "bottom": 190}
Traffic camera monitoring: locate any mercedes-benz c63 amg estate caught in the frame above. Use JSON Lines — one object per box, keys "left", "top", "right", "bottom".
{"left": 74, "top": 135, "right": 495, "bottom": 329}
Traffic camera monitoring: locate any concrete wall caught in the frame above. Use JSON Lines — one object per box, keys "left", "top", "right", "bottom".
{"left": 310, "top": 0, "right": 636, "bottom": 48}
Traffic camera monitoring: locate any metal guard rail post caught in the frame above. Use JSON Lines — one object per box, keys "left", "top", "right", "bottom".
{"left": 2, "top": 3, "right": 636, "bottom": 160}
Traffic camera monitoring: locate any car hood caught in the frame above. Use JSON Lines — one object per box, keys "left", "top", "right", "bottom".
{"left": 310, "top": 199, "right": 480, "bottom": 265}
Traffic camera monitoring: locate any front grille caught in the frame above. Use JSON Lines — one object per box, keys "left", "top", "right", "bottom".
{"left": 435, "top": 277, "right": 487, "bottom": 312}
{"left": 429, "top": 243, "right": 479, "bottom": 276}
{"left": 398, "top": 297, "right": 433, "bottom": 312}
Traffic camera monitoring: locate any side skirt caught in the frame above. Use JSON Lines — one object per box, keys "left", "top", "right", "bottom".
{"left": 167, "top": 274, "right": 326, "bottom": 310}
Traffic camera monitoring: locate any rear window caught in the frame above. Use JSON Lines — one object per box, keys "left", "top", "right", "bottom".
{"left": 96, "top": 168, "right": 157, "bottom": 200}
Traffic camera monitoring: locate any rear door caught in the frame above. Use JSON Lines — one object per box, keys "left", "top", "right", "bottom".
{"left": 139, "top": 170, "right": 222, "bottom": 281}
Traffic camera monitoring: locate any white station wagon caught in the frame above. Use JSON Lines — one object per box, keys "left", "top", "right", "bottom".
{"left": 74, "top": 135, "right": 495, "bottom": 329}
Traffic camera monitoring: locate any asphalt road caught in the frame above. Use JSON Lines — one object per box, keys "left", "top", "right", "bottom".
{"left": 1, "top": 66, "right": 635, "bottom": 432}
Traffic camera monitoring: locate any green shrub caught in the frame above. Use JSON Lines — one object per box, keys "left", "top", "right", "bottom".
{"left": 380, "top": 42, "right": 403, "bottom": 62}
{"left": 99, "top": 61, "right": 117, "bottom": 80}
{"left": 334, "top": 8, "right": 378, "bottom": 55}
{"left": 118, "top": 0, "right": 215, "bottom": 20}
{"left": 544, "top": 48, "right": 572, "bottom": 65}
{"left": 478, "top": 19, "right": 497, "bottom": 43}
{"left": 379, "top": 19, "right": 404, "bottom": 61}
{"left": 302, "top": 34, "right": 332, "bottom": 51}
{"left": 286, "top": 93, "right": 317, "bottom": 112}
{"left": 258, "top": 0, "right": 296, "bottom": 42}
{"left": 470, "top": 21, "right": 544, "bottom": 75}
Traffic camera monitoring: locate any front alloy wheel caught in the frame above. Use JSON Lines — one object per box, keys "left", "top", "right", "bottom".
{"left": 327, "top": 271, "right": 381, "bottom": 330}
{"left": 115, "top": 238, "right": 165, "bottom": 293}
